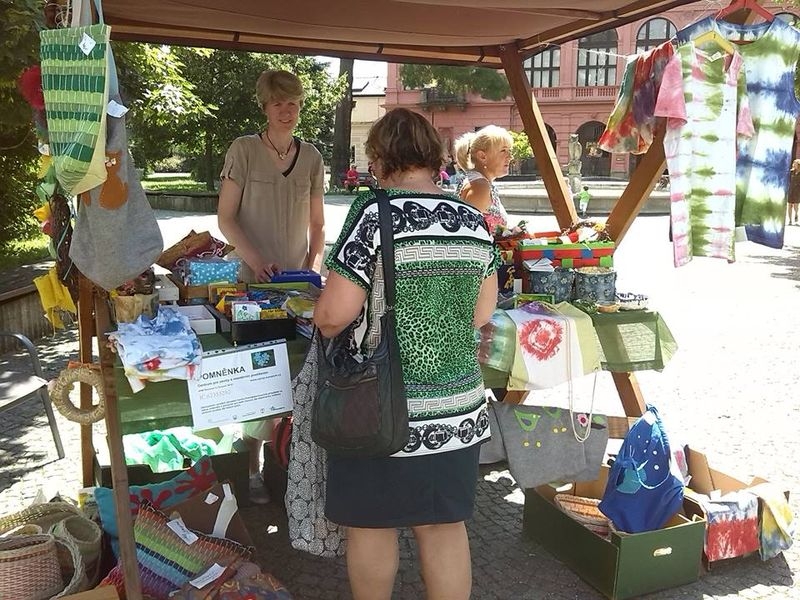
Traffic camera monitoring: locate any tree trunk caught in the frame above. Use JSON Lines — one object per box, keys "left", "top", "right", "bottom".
{"left": 331, "top": 59, "right": 355, "bottom": 190}
{"left": 204, "top": 131, "right": 214, "bottom": 191}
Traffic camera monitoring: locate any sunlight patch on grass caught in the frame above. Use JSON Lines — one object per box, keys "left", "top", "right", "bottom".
{"left": 0, "top": 235, "right": 51, "bottom": 270}
{"left": 141, "top": 176, "right": 208, "bottom": 193}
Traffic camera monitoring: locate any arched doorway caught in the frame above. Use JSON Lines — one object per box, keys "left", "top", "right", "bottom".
{"left": 577, "top": 121, "right": 611, "bottom": 178}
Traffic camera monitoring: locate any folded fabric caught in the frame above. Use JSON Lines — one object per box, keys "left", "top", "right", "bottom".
{"left": 749, "top": 482, "right": 794, "bottom": 560}
{"left": 693, "top": 489, "right": 760, "bottom": 561}
{"left": 107, "top": 305, "right": 202, "bottom": 392}
{"left": 183, "top": 258, "right": 241, "bottom": 286}
{"left": 507, "top": 302, "right": 600, "bottom": 390}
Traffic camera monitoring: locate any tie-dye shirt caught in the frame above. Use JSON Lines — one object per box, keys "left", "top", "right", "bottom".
{"left": 677, "top": 17, "right": 800, "bottom": 249}
{"left": 654, "top": 43, "right": 754, "bottom": 266}
{"left": 599, "top": 41, "right": 675, "bottom": 155}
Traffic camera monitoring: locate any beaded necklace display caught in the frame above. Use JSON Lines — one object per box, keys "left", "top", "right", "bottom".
{"left": 263, "top": 130, "right": 293, "bottom": 160}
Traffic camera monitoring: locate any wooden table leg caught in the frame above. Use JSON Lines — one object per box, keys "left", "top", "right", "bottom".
{"left": 610, "top": 371, "right": 646, "bottom": 418}
{"left": 77, "top": 275, "right": 95, "bottom": 487}
{"left": 95, "top": 295, "right": 142, "bottom": 600}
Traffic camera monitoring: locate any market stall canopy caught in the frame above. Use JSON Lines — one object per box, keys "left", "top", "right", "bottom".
{"left": 103, "top": 0, "right": 699, "bottom": 66}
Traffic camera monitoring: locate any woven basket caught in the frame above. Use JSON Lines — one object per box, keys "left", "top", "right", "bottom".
{"left": 0, "top": 502, "right": 81, "bottom": 536}
{"left": 50, "top": 515, "right": 101, "bottom": 585}
{"left": 0, "top": 534, "right": 64, "bottom": 600}
{"left": 52, "top": 535, "right": 88, "bottom": 597}
{"left": 554, "top": 494, "right": 610, "bottom": 537}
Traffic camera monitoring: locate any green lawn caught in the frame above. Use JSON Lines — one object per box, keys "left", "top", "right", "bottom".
{"left": 0, "top": 235, "right": 51, "bottom": 270}
{"left": 141, "top": 174, "right": 209, "bottom": 193}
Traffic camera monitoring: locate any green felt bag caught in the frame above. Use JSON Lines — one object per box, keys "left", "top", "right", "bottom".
{"left": 40, "top": 22, "right": 110, "bottom": 196}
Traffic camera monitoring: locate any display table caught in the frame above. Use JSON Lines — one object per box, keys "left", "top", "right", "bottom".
{"left": 114, "top": 334, "right": 310, "bottom": 435}
{"left": 483, "top": 308, "right": 676, "bottom": 391}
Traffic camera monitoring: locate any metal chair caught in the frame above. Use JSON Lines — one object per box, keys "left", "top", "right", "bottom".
{"left": 0, "top": 332, "right": 65, "bottom": 459}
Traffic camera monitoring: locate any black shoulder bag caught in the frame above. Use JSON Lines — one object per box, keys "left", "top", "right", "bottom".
{"left": 311, "top": 189, "right": 409, "bottom": 458}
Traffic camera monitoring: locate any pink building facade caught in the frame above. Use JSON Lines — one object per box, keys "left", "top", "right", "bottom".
{"left": 383, "top": 3, "right": 799, "bottom": 178}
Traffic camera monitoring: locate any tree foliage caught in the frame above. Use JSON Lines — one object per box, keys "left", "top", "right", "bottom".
{"left": 399, "top": 64, "right": 510, "bottom": 100}
{"left": 509, "top": 130, "right": 533, "bottom": 162}
{"left": 165, "top": 49, "right": 345, "bottom": 189}
{"left": 0, "top": 0, "right": 44, "bottom": 249}
{"left": 114, "top": 43, "right": 207, "bottom": 173}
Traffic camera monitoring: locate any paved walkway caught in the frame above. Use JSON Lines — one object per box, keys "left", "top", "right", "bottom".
{"left": 1, "top": 212, "right": 799, "bottom": 599}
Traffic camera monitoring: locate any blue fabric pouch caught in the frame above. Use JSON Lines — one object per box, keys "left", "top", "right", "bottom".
{"left": 185, "top": 257, "right": 241, "bottom": 285}
{"left": 598, "top": 404, "right": 684, "bottom": 533}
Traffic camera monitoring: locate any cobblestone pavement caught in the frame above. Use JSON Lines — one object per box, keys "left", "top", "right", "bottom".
{"left": 1, "top": 213, "right": 798, "bottom": 599}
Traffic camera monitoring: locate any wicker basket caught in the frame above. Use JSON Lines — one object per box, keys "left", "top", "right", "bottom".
{"left": 0, "top": 502, "right": 81, "bottom": 536}
{"left": 0, "top": 534, "right": 64, "bottom": 600}
{"left": 554, "top": 494, "right": 611, "bottom": 537}
{"left": 52, "top": 535, "right": 88, "bottom": 598}
{"left": 50, "top": 515, "right": 101, "bottom": 586}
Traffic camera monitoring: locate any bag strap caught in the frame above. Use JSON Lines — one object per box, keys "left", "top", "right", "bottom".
{"left": 375, "top": 188, "right": 397, "bottom": 312}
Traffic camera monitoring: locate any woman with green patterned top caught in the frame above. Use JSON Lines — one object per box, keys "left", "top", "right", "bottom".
{"left": 314, "top": 108, "right": 499, "bottom": 600}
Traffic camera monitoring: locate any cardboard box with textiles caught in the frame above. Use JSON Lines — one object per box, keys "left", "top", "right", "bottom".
{"left": 523, "top": 466, "right": 706, "bottom": 600}
{"left": 682, "top": 448, "right": 792, "bottom": 566}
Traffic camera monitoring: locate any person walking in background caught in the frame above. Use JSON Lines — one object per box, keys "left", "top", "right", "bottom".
{"left": 217, "top": 69, "right": 325, "bottom": 504}
{"left": 788, "top": 159, "right": 800, "bottom": 225}
{"left": 453, "top": 125, "right": 513, "bottom": 236}
{"left": 577, "top": 185, "right": 592, "bottom": 218}
{"left": 314, "top": 108, "right": 499, "bottom": 600}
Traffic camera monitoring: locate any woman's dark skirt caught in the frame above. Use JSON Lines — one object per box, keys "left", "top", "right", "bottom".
{"left": 325, "top": 444, "right": 481, "bottom": 528}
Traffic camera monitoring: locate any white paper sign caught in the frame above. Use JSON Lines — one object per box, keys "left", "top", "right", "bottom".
{"left": 187, "top": 341, "right": 292, "bottom": 430}
{"left": 190, "top": 563, "right": 227, "bottom": 588}
{"left": 107, "top": 99, "right": 129, "bottom": 117}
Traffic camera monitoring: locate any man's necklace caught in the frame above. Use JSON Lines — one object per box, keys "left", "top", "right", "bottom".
{"left": 263, "top": 131, "right": 293, "bottom": 160}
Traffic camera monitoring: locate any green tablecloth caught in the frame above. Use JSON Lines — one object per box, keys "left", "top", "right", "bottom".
{"left": 116, "top": 310, "right": 675, "bottom": 433}
{"left": 590, "top": 310, "right": 677, "bottom": 372}
{"left": 477, "top": 309, "right": 677, "bottom": 390}
{"left": 115, "top": 335, "right": 310, "bottom": 435}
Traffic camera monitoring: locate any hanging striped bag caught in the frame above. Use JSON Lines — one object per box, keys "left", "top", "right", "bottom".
{"left": 39, "top": 21, "right": 110, "bottom": 196}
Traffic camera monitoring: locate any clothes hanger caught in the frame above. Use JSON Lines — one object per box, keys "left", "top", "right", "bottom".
{"left": 691, "top": 30, "right": 737, "bottom": 55}
{"left": 715, "top": 0, "right": 774, "bottom": 23}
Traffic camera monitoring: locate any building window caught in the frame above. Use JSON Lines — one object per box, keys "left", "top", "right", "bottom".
{"left": 577, "top": 30, "right": 617, "bottom": 87}
{"left": 524, "top": 48, "right": 560, "bottom": 88}
{"left": 636, "top": 18, "right": 677, "bottom": 53}
{"left": 776, "top": 12, "right": 800, "bottom": 29}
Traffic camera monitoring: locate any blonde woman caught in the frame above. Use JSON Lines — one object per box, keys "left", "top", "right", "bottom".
{"left": 217, "top": 69, "right": 325, "bottom": 503}
{"left": 453, "top": 125, "right": 513, "bottom": 235}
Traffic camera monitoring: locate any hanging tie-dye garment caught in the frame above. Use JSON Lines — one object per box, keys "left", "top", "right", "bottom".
{"left": 677, "top": 17, "right": 800, "bottom": 249}
{"left": 654, "top": 43, "right": 754, "bottom": 266}
{"left": 599, "top": 41, "right": 675, "bottom": 155}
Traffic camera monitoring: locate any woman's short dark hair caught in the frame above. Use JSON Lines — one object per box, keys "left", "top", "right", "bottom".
{"left": 365, "top": 108, "right": 444, "bottom": 180}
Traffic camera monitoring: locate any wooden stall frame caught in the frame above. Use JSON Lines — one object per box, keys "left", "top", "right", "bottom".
{"left": 71, "top": 2, "right": 713, "bottom": 596}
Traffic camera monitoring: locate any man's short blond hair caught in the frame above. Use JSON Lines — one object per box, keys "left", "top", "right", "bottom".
{"left": 255, "top": 70, "right": 304, "bottom": 107}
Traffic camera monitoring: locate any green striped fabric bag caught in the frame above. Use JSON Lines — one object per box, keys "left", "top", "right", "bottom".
{"left": 40, "top": 23, "right": 110, "bottom": 196}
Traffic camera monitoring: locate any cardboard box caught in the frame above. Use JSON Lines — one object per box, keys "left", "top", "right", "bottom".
{"left": 93, "top": 432, "right": 251, "bottom": 507}
{"left": 208, "top": 304, "right": 296, "bottom": 345}
{"left": 683, "top": 448, "right": 786, "bottom": 565}
{"left": 155, "top": 273, "right": 179, "bottom": 303}
{"left": 524, "top": 467, "right": 705, "bottom": 600}
{"left": 175, "top": 304, "right": 217, "bottom": 335}
{"left": 60, "top": 587, "right": 120, "bottom": 600}
{"left": 167, "top": 273, "right": 246, "bottom": 303}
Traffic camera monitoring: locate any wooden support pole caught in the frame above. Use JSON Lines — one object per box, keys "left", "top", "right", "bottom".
{"left": 499, "top": 44, "right": 577, "bottom": 229}
{"left": 77, "top": 275, "right": 95, "bottom": 487}
{"left": 95, "top": 295, "right": 142, "bottom": 600}
{"left": 604, "top": 126, "right": 665, "bottom": 246}
{"left": 610, "top": 371, "right": 646, "bottom": 418}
